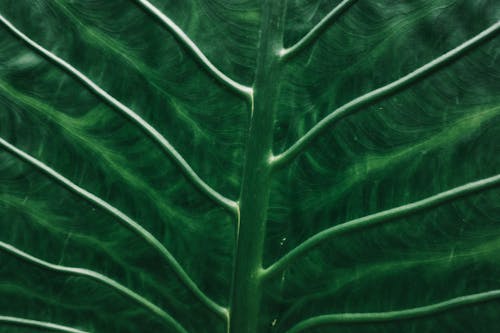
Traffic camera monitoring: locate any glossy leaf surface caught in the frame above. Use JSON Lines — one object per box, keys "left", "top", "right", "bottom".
{"left": 0, "top": 1, "right": 499, "bottom": 332}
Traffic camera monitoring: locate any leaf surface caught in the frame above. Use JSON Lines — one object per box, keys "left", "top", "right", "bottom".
{"left": 0, "top": 0, "right": 499, "bottom": 332}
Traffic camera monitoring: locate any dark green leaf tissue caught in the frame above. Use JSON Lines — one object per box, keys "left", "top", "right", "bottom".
{"left": 0, "top": 1, "right": 499, "bottom": 332}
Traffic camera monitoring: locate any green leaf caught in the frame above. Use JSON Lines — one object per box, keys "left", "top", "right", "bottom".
{"left": 0, "top": 1, "right": 499, "bottom": 333}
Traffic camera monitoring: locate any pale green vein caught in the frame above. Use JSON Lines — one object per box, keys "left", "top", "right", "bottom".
{"left": 306, "top": 105, "right": 500, "bottom": 210}
{"left": 0, "top": 194, "right": 144, "bottom": 279}
{"left": 263, "top": 174, "right": 500, "bottom": 278}
{"left": 0, "top": 315, "right": 88, "bottom": 333}
{"left": 0, "top": 137, "right": 227, "bottom": 320}
{"left": 50, "top": 0, "right": 210, "bottom": 140}
{"left": 278, "top": 235, "right": 500, "bottom": 326}
{"left": 132, "top": 0, "right": 253, "bottom": 98}
{"left": 0, "top": 194, "right": 189, "bottom": 310}
{"left": 286, "top": 290, "right": 500, "bottom": 333}
{"left": 272, "top": 21, "right": 500, "bottom": 169}
{"left": 0, "top": 79, "right": 192, "bottom": 224}
{"left": 0, "top": 242, "right": 188, "bottom": 333}
{"left": 0, "top": 13, "right": 238, "bottom": 215}
{"left": 280, "top": 0, "right": 359, "bottom": 60}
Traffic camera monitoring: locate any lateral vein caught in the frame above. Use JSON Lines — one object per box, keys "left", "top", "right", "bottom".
{"left": 133, "top": 0, "right": 253, "bottom": 98}
{"left": 273, "top": 21, "right": 500, "bottom": 169}
{"left": 0, "top": 137, "right": 226, "bottom": 320}
{"left": 286, "top": 290, "right": 500, "bottom": 333}
{"left": 0, "top": 242, "right": 188, "bottom": 333}
{"left": 263, "top": 174, "right": 500, "bottom": 278}
{"left": 0, "top": 13, "right": 238, "bottom": 215}
{"left": 0, "top": 315, "right": 89, "bottom": 333}
{"left": 280, "top": 0, "right": 359, "bottom": 60}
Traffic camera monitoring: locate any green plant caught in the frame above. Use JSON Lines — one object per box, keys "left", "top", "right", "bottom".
{"left": 0, "top": 0, "right": 499, "bottom": 332}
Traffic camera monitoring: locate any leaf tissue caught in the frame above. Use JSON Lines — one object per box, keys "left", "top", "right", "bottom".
{"left": 0, "top": 0, "right": 499, "bottom": 332}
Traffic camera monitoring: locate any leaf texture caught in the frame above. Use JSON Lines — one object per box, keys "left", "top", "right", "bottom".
{"left": 0, "top": 0, "right": 499, "bottom": 332}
